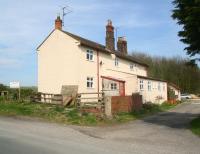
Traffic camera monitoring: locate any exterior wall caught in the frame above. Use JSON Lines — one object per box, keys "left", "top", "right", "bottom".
{"left": 168, "top": 85, "right": 181, "bottom": 101}
{"left": 37, "top": 30, "right": 148, "bottom": 96}
{"left": 37, "top": 30, "right": 80, "bottom": 94}
{"left": 98, "top": 51, "right": 145, "bottom": 95}
{"left": 73, "top": 45, "right": 147, "bottom": 95}
{"left": 138, "top": 78, "right": 168, "bottom": 104}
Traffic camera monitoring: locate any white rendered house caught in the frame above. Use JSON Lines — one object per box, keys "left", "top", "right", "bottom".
{"left": 37, "top": 16, "right": 169, "bottom": 103}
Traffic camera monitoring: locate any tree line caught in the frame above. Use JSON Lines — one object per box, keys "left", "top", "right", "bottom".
{"left": 132, "top": 52, "right": 200, "bottom": 94}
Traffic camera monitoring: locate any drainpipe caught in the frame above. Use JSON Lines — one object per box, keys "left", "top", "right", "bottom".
{"left": 97, "top": 50, "right": 100, "bottom": 97}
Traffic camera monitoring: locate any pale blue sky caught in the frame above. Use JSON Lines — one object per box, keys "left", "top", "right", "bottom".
{"left": 0, "top": 0, "right": 187, "bottom": 86}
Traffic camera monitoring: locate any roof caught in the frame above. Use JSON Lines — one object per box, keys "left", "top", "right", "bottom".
{"left": 137, "top": 75, "right": 167, "bottom": 82}
{"left": 61, "top": 30, "right": 148, "bottom": 67}
{"left": 168, "top": 82, "right": 181, "bottom": 90}
{"left": 62, "top": 30, "right": 111, "bottom": 54}
{"left": 101, "top": 76, "right": 125, "bottom": 83}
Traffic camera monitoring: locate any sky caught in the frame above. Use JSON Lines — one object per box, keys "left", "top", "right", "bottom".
{"left": 0, "top": 0, "right": 188, "bottom": 86}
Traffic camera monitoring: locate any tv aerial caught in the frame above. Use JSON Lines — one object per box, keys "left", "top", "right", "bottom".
{"left": 60, "top": 5, "right": 73, "bottom": 26}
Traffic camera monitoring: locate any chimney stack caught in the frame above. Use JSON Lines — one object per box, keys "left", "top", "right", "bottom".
{"left": 55, "top": 16, "right": 62, "bottom": 30}
{"left": 117, "top": 37, "right": 127, "bottom": 55}
{"left": 106, "top": 20, "right": 115, "bottom": 51}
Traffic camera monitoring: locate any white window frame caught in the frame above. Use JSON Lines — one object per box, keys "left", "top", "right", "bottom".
{"left": 110, "top": 83, "right": 117, "bottom": 90}
{"left": 86, "top": 50, "right": 94, "bottom": 61}
{"left": 115, "top": 57, "right": 119, "bottom": 67}
{"left": 87, "top": 77, "right": 94, "bottom": 88}
{"left": 163, "top": 83, "right": 165, "bottom": 91}
{"left": 140, "top": 80, "right": 144, "bottom": 91}
{"left": 130, "top": 63, "right": 133, "bottom": 70}
{"left": 148, "top": 81, "right": 151, "bottom": 91}
{"left": 158, "top": 82, "right": 161, "bottom": 91}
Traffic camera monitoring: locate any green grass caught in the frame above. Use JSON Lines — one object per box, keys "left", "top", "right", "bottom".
{"left": 0, "top": 101, "right": 97, "bottom": 125}
{"left": 0, "top": 101, "right": 178, "bottom": 126}
{"left": 112, "top": 102, "right": 178, "bottom": 123}
{"left": 190, "top": 117, "right": 200, "bottom": 136}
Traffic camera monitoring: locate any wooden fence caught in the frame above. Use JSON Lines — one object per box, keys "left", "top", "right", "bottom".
{"left": 31, "top": 93, "right": 63, "bottom": 105}
{"left": 76, "top": 92, "right": 104, "bottom": 109}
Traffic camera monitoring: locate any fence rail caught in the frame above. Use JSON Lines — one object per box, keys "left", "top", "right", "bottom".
{"left": 76, "top": 92, "right": 104, "bottom": 109}
{"left": 31, "top": 93, "right": 63, "bottom": 104}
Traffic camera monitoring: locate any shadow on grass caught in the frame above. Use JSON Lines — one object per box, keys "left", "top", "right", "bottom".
{"left": 142, "top": 112, "right": 200, "bottom": 129}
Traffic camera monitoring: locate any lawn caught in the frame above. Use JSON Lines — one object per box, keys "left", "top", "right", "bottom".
{"left": 0, "top": 101, "right": 178, "bottom": 126}
{"left": 190, "top": 117, "right": 200, "bottom": 136}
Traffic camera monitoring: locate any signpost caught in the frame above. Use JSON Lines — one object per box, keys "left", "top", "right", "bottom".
{"left": 10, "top": 82, "right": 20, "bottom": 100}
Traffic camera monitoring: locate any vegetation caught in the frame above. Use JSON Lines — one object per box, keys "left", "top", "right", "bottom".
{"left": 0, "top": 100, "right": 178, "bottom": 126}
{"left": 0, "top": 101, "right": 99, "bottom": 125}
{"left": 190, "top": 117, "right": 200, "bottom": 136}
{"left": 113, "top": 102, "right": 178, "bottom": 123}
{"left": 0, "top": 84, "right": 37, "bottom": 101}
{"left": 172, "top": 0, "right": 200, "bottom": 62}
{"left": 132, "top": 52, "right": 200, "bottom": 94}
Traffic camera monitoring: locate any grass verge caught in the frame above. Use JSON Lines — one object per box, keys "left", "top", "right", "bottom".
{"left": 0, "top": 101, "right": 97, "bottom": 125}
{"left": 112, "top": 102, "right": 178, "bottom": 123}
{"left": 190, "top": 117, "right": 200, "bottom": 136}
{"left": 0, "top": 101, "right": 178, "bottom": 126}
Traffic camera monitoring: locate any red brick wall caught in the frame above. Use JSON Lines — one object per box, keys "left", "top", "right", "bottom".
{"left": 111, "top": 94, "right": 142, "bottom": 114}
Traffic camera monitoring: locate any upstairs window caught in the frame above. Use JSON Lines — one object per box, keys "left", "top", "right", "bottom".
{"left": 132, "top": 64, "right": 137, "bottom": 71}
{"left": 86, "top": 50, "right": 93, "bottom": 61}
{"left": 130, "top": 64, "right": 133, "bottom": 70}
{"left": 148, "top": 81, "right": 151, "bottom": 91}
{"left": 111, "top": 83, "right": 117, "bottom": 90}
{"left": 140, "top": 80, "right": 144, "bottom": 91}
{"left": 115, "top": 57, "right": 119, "bottom": 66}
{"left": 87, "top": 77, "right": 93, "bottom": 88}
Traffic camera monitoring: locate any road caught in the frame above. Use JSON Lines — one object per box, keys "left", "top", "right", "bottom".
{"left": 0, "top": 101, "right": 200, "bottom": 154}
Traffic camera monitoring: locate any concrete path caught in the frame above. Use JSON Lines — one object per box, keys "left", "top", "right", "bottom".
{"left": 0, "top": 101, "right": 200, "bottom": 154}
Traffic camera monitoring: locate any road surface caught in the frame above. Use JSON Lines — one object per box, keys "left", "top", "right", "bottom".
{"left": 0, "top": 101, "right": 200, "bottom": 154}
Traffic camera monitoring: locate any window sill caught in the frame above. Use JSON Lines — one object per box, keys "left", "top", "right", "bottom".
{"left": 86, "top": 59, "right": 94, "bottom": 62}
{"left": 87, "top": 87, "right": 95, "bottom": 90}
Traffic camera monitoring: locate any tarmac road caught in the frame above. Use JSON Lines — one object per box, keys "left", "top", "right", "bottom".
{"left": 0, "top": 101, "right": 199, "bottom": 154}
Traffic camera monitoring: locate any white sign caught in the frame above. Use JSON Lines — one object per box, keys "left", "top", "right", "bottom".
{"left": 10, "top": 82, "right": 20, "bottom": 89}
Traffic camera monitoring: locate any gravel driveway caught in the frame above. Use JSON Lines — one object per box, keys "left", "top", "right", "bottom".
{"left": 0, "top": 101, "right": 199, "bottom": 154}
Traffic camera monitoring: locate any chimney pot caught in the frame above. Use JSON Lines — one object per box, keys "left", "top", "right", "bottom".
{"left": 55, "top": 16, "right": 62, "bottom": 30}
{"left": 105, "top": 19, "right": 115, "bottom": 51}
{"left": 117, "top": 36, "right": 127, "bottom": 55}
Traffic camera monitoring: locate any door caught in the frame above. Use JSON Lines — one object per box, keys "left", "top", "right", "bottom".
{"left": 119, "top": 82, "right": 125, "bottom": 96}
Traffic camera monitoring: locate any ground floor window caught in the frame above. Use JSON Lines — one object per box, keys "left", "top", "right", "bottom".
{"left": 110, "top": 83, "right": 117, "bottom": 90}
{"left": 140, "top": 80, "right": 144, "bottom": 91}
{"left": 148, "top": 81, "right": 151, "bottom": 91}
{"left": 87, "top": 77, "right": 93, "bottom": 88}
{"left": 158, "top": 82, "right": 161, "bottom": 91}
{"left": 163, "top": 83, "right": 165, "bottom": 91}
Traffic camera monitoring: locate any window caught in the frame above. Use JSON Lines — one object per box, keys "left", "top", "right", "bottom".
{"left": 130, "top": 64, "right": 133, "bottom": 70}
{"left": 134, "top": 64, "right": 137, "bottom": 71}
{"left": 111, "top": 83, "right": 117, "bottom": 90}
{"left": 158, "top": 82, "right": 161, "bottom": 91}
{"left": 115, "top": 57, "right": 119, "bottom": 66}
{"left": 148, "top": 81, "right": 151, "bottom": 91}
{"left": 163, "top": 83, "right": 165, "bottom": 91}
{"left": 86, "top": 50, "right": 93, "bottom": 61}
{"left": 140, "top": 80, "right": 144, "bottom": 91}
{"left": 87, "top": 77, "right": 93, "bottom": 88}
